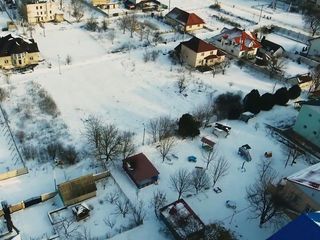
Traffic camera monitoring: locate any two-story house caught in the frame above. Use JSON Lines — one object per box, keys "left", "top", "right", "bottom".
{"left": 165, "top": 7, "right": 205, "bottom": 32}
{"left": 212, "top": 27, "right": 261, "bottom": 58}
{"left": 0, "top": 34, "right": 41, "bottom": 70}
{"left": 174, "top": 37, "right": 225, "bottom": 67}
{"left": 21, "top": 0, "right": 64, "bottom": 24}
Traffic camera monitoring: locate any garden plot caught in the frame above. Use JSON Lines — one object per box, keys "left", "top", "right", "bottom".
{"left": 49, "top": 177, "right": 138, "bottom": 239}
{"left": 0, "top": 112, "right": 25, "bottom": 177}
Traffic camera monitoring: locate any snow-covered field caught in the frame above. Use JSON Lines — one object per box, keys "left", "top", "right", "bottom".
{"left": 0, "top": 0, "right": 317, "bottom": 239}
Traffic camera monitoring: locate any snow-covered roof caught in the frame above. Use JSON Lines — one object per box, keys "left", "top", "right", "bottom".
{"left": 287, "top": 162, "right": 320, "bottom": 191}
{"left": 160, "top": 199, "right": 205, "bottom": 239}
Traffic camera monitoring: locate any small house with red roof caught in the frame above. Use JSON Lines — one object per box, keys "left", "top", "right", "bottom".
{"left": 212, "top": 27, "right": 261, "bottom": 58}
{"left": 123, "top": 153, "right": 159, "bottom": 189}
{"left": 175, "top": 37, "right": 225, "bottom": 67}
{"left": 165, "top": 7, "right": 205, "bottom": 32}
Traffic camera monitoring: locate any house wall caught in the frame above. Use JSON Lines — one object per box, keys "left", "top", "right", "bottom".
{"left": 0, "top": 167, "right": 28, "bottom": 181}
{"left": 185, "top": 23, "right": 204, "bottom": 32}
{"left": 293, "top": 105, "right": 320, "bottom": 148}
{"left": 23, "top": 1, "right": 61, "bottom": 24}
{"left": 180, "top": 45, "right": 224, "bottom": 67}
{"left": 64, "top": 192, "right": 96, "bottom": 206}
{"left": 0, "top": 52, "right": 40, "bottom": 70}
{"left": 308, "top": 38, "right": 320, "bottom": 57}
{"left": 281, "top": 181, "right": 320, "bottom": 216}
{"left": 92, "top": 0, "right": 109, "bottom": 7}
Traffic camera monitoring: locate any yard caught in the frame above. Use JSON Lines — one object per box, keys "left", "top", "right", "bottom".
{"left": 0, "top": 0, "right": 317, "bottom": 239}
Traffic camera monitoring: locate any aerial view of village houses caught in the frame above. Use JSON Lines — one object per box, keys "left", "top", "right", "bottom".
{"left": 0, "top": 0, "right": 320, "bottom": 239}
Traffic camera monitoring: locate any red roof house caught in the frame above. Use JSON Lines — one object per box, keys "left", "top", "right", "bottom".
{"left": 165, "top": 7, "right": 205, "bottom": 32}
{"left": 174, "top": 37, "right": 226, "bottom": 67}
{"left": 212, "top": 27, "right": 261, "bottom": 58}
{"left": 123, "top": 153, "right": 159, "bottom": 189}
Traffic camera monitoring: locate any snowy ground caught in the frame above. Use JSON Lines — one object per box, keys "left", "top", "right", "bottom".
{"left": 0, "top": 0, "right": 317, "bottom": 239}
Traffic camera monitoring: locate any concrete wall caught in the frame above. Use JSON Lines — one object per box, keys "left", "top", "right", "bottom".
{"left": 185, "top": 23, "right": 204, "bottom": 32}
{"left": 293, "top": 105, "right": 320, "bottom": 148}
{"left": 0, "top": 167, "right": 28, "bottom": 181}
{"left": 64, "top": 192, "right": 96, "bottom": 206}
{"left": 281, "top": 181, "right": 320, "bottom": 216}
{"left": 308, "top": 38, "right": 320, "bottom": 57}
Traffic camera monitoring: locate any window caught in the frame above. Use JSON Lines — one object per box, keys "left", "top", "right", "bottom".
{"left": 198, "top": 60, "right": 202, "bottom": 64}
{"left": 201, "top": 53, "right": 204, "bottom": 56}
{"left": 50, "top": 10, "right": 52, "bottom": 14}
{"left": 303, "top": 125, "right": 307, "bottom": 129}
{"left": 313, "top": 131, "right": 317, "bottom": 135}
{"left": 36, "top": 6, "right": 38, "bottom": 9}
{"left": 41, "top": 12, "right": 42, "bottom": 15}
{"left": 197, "top": 24, "right": 200, "bottom": 27}
{"left": 309, "top": 113, "right": 312, "bottom": 117}
{"left": 30, "top": 56, "right": 33, "bottom": 60}
{"left": 210, "top": 51, "right": 213, "bottom": 54}
{"left": 4, "top": 60, "right": 8, "bottom": 64}
{"left": 40, "top": 6, "right": 42, "bottom": 9}
{"left": 19, "top": 60, "right": 22, "bottom": 65}
{"left": 37, "top": 12, "right": 39, "bottom": 15}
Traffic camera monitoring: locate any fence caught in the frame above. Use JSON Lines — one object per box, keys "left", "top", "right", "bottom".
{"left": 0, "top": 167, "right": 28, "bottom": 181}
{"left": 272, "top": 25, "right": 310, "bottom": 44}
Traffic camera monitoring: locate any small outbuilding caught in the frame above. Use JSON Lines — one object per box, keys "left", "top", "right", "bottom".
{"left": 201, "top": 136, "right": 216, "bottom": 150}
{"left": 123, "top": 153, "right": 159, "bottom": 189}
{"left": 160, "top": 199, "right": 205, "bottom": 240}
{"left": 213, "top": 123, "right": 231, "bottom": 138}
{"left": 238, "top": 144, "right": 252, "bottom": 162}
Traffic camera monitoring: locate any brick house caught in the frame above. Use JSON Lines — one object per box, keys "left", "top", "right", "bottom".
{"left": 174, "top": 37, "right": 225, "bottom": 67}
{"left": 165, "top": 7, "right": 205, "bottom": 32}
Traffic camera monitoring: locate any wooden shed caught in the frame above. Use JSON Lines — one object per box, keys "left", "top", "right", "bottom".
{"left": 58, "top": 174, "right": 97, "bottom": 206}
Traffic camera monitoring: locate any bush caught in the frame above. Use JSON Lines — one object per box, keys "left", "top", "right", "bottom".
{"left": 38, "top": 91, "right": 59, "bottom": 117}
{"left": 0, "top": 88, "right": 8, "bottom": 102}
{"left": 85, "top": 17, "right": 99, "bottom": 31}
{"left": 209, "top": 3, "right": 221, "bottom": 10}
{"left": 288, "top": 85, "right": 301, "bottom": 100}
{"left": 243, "top": 89, "right": 261, "bottom": 114}
{"left": 273, "top": 87, "right": 289, "bottom": 106}
{"left": 214, "top": 92, "right": 243, "bottom": 120}
{"left": 205, "top": 223, "right": 237, "bottom": 240}
{"left": 260, "top": 93, "right": 275, "bottom": 111}
{"left": 178, "top": 113, "right": 200, "bottom": 138}
{"left": 58, "top": 144, "right": 78, "bottom": 165}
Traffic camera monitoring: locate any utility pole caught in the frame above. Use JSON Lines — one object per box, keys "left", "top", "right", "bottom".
{"left": 57, "top": 54, "right": 61, "bottom": 74}
{"left": 142, "top": 123, "right": 145, "bottom": 145}
{"left": 259, "top": 5, "right": 263, "bottom": 22}
{"left": 168, "top": 0, "right": 171, "bottom": 12}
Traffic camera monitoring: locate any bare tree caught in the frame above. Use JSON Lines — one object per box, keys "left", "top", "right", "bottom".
{"left": 71, "top": 0, "right": 84, "bottom": 22}
{"left": 83, "top": 115, "right": 103, "bottom": 155}
{"left": 120, "top": 131, "right": 135, "bottom": 159}
{"left": 158, "top": 137, "right": 175, "bottom": 162}
{"left": 177, "top": 75, "right": 187, "bottom": 94}
{"left": 55, "top": 217, "right": 80, "bottom": 239}
{"left": 147, "top": 116, "right": 174, "bottom": 143}
{"left": 209, "top": 156, "right": 229, "bottom": 187}
{"left": 99, "top": 124, "right": 122, "bottom": 166}
{"left": 246, "top": 164, "right": 287, "bottom": 228}
{"left": 268, "top": 56, "right": 287, "bottom": 78}
{"left": 128, "top": 14, "right": 139, "bottom": 38}
{"left": 103, "top": 216, "right": 116, "bottom": 229}
{"left": 47, "top": 142, "right": 59, "bottom": 161}
{"left": 311, "top": 64, "right": 320, "bottom": 92}
{"left": 101, "top": 18, "right": 109, "bottom": 31}
{"left": 118, "top": 16, "right": 129, "bottom": 34}
{"left": 170, "top": 169, "right": 192, "bottom": 199}
{"left": 202, "top": 146, "right": 217, "bottom": 170}
{"left": 191, "top": 169, "right": 210, "bottom": 194}
{"left": 107, "top": 30, "right": 115, "bottom": 44}
{"left": 66, "top": 55, "right": 72, "bottom": 65}
{"left": 304, "top": 14, "right": 320, "bottom": 36}
{"left": 193, "top": 101, "right": 215, "bottom": 128}
{"left": 105, "top": 191, "right": 119, "bottom": 204}
{"left": 114, "top": 199, "right": 130, "bottom": 218}
{"left": 284, "top": 143, "right": 304, "bottom": 168}
{"left": 131, "top": 201, "right": 146, "bottom": 226}
{"left": 150, "top": 190, "right": 167, "bottom": 219}
{"left": 76, "top": 226, "right": 92, "bottom": 240}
